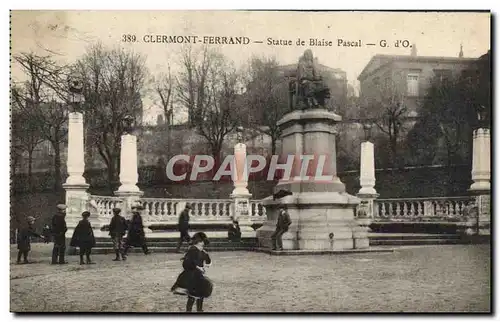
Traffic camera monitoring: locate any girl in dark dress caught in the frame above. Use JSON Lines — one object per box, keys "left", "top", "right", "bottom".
{"left": 70, "top": 211, "right": 96, "bottom": 265}
{"left": 171, "top": 232, "right": 213, "bottom": 312}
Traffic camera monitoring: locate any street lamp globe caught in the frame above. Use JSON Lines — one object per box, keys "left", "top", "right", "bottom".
{"left": 122, "top": 115, "right": 135, "bottom": 135}
{"left": 363, "top": 122, "right": 373, "bottom": 142}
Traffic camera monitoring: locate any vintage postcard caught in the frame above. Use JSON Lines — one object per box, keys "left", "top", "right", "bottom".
{"left": 10, "top": 10, "right": 491, "bottom": 313}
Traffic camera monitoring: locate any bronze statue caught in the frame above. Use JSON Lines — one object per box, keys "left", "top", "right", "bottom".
{"left": 288, "top": 49, "right": 331, "bottom": 110}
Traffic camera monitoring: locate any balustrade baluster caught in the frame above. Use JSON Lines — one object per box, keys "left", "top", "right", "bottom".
{"left": 380, "top": 203, "right": 386, "bottom": 218}
{"left": 408, "top": 202, "right": 414, "bottom": 217}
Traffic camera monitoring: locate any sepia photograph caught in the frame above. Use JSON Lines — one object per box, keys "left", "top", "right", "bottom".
{"left": 9, "top": 10, "right": 491, "bottom": 313}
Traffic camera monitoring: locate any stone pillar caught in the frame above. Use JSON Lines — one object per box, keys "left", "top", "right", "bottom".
{"left": 469, "top": 128, "right": 491, "bottom": 236}
{"left": 256, "top": 109, "right": 360, "bottom": 251}
{"left": 359, "top": 142, "right": 377, "bottom": 195}
{"left": 470, "top": 128, "right": 490, "bottom": 191}
{"left": 230, "top": 142, "right": 254, "bottom": 237}
{"left": 62, "top": 112, "right": 90, "bottom": 235}
{"left": 115, "top": 134, "right": 144, "bottom": 227}
{"left": 355, "top": 141, "right": 378, "bottom": 249}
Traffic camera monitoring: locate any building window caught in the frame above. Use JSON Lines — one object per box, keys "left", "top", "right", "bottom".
{"left": 407, "top": 74, "right": 419, "bottom": 96}
{"left": 434, "top": 69, "right": 452, "bottom": 83}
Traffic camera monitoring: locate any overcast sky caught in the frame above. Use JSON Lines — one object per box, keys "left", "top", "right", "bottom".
{"left": 11, "top": 11, "right": 491, "bottom": 124}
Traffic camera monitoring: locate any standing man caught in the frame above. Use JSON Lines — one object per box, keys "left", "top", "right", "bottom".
{"left": 271, "top": 205, "right": 292, "bottom": 251}
{"left": 122, "top": 205, "right": 150, "bottom": 257}
{"left": 176, "top": 204, "right": 192, "bottom": 253}
{"left": 51, "top": 204, "right": 68, "bottom": 264}
{"left": 109, "top": 207, "right": 128, "bottom": 261}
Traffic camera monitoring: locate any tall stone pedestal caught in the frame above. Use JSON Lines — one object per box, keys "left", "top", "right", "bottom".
{"left": 230, "top": 142, "right": 255, "bottom": 237}
{"left": 63, "top": 112, "right": 90, "bottom": 236}
{"left": 256, "top": 109, "right": 362, "bottom": 251}
{"left": 115, "top": 134, "right": 145, "bottom": 228}
{"left": 469, "top": 128, "right": 491, "bottom": 236}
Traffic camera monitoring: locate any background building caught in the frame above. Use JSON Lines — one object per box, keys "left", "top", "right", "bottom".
{"left": 357, "top": 46, "right": 479, "bottom": 115}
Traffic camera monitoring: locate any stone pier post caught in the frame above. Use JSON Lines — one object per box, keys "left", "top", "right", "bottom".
{"left": 62, "top": 112, "right": 90, "bottom": 236}
{"left": 355, "top": 140, "right": 378, "bottom": 249}
{"left": 230, "top": 142, "right": 254, "bottom": 237}
{"left": 469, "top": 128, "right": 491, "bottom": 236}
{"left": 115, "top": 134, "right": 144, "bottom": 227}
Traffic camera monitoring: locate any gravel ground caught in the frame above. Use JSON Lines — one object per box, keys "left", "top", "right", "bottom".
{"left": 10, "top": 244, "right": 490, "bottom": 312}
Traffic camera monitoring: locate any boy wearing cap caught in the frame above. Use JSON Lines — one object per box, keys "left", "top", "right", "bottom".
{"left": 70, "top": 211, "right": 96, "bottom": 265}
{"left": 51, "top": 204, "right": 68, "bottom": 264}
{"left": 122, "top": 205, "right": 150, "bottom": 256}
{"left": 108, "top": 208, "right": 128, "bottom": 261}
{"left": 16, "top": 216, "right": 46, "bottom": 264}
{"left": 176, "top": 204, "right": 192, "bottom": 253}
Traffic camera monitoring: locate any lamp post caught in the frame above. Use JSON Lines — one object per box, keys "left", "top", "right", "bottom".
{"left": 63, "top": 76, "right": 90, "bottom": 237}
{"left": 468, "top": 105, "right": 491, "bottom": 236}
{"left": 115, "top": 114, "right": 144, "bottom": 222}
{"left": 363, "top": 122, "right": 373, "bottom": 142}
{"left": 230, "top": 125, "right": 252, "bottom": 237}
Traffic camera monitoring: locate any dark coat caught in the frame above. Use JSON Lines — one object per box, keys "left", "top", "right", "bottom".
{"left": 172, "top": 246, "right": 213, "bottom": 298}
{"left": 70, "top": 219, "right": 96, "bottom": 248}
{"left": 228, "top": 223, "right": 241, "bottom": 242}
{"left": 178, "top": 209, "right": 190, "bottom": 232}
{"left": 51, "top": 214, "right": 67, "bottom": 245}
{"left": 276, "top": 210, "right": 292, "bottom": 231}
{"left": 126, "top": 213, "right": 146, "bottom": 246}
{"left": 17, "top": 225, "right": 42, "bottom": 251}
{"left": 109, "top": 214, "right": 128, "bottom": 237}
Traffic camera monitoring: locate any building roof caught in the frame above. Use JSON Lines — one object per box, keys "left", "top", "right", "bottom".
{"left": 279, "top": 62, "right": 347, "bottom": 78}
{"left": 357, "top": 54, "right": 479, "bottom": 81}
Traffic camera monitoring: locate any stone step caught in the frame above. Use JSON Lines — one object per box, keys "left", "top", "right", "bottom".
{"left": 369, "top": 238, "right": 465, "bottom": 246}
{"left": 74, "top": 246, "right": 257, "bottom": 255}
{"left": 369, "top": 233, "right": 461, "bottom": 241}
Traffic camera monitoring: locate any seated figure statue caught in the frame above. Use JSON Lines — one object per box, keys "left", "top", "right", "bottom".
{"left": 290, "top": 49, "right": 331, "bottom": 110}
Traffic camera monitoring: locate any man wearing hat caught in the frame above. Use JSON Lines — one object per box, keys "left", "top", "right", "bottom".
{"left": 176, "top": 204, "right": 192, "bottom": 253}
{"left": 108, "top": 207, "right": 128, "bottom": 261}
{"left": 122, "top": 204, "right": 150, "bottom": 257}
{"left": 51, "top": 204, "right": 68, "bottom": 264}
{"left": 271, "top": 205, "right": 292, "bottom": 251}
{"left": 16, "top": 216, "right": 47, "bottom": 264}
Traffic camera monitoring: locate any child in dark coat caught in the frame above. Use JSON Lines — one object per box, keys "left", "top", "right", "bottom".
{"left": 70, "top": 211, "right": 96, "bottom": 265}
{"left": 228, "top": 218, "right": 242, "bottom": 242}
{"left": 171, "top": 232, "right": 213, "bottom": 312}
{"left": 16, "top": 216, "right": 46, "bottom": 264}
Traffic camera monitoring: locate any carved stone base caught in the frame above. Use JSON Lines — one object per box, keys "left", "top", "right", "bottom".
{"left": 256, "top": 192, "right": 362, "bottom": 251}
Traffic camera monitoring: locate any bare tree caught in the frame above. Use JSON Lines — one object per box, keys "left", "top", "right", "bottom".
{"left": 11, "top": 52, "right": 71, "bottom": 190}
{"left": 152, "top": 67, "right": 175, "bottom": 158}
{"left": 241, "top": 56, "right": 289, "bottom": 155}
{"left": 176, "top": 46, "right": 241, "bottom": 165}
{"left": 362, "top": 76, "right": 408, "bottom": 167}
{"left": 75, "top": 43, "right": 148, "bottom": 191}
{"left": 11, "top": 92, "right": 44, "bottom": 189}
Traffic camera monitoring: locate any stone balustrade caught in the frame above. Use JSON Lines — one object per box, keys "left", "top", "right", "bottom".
{"left": 373, "top": 196, "right": 475, "bottom": 222}
{"left": 140, "top": 198, "right": 234, "bottom": 224}
{"left": 90, "top": 195, "right": 124, "bottom": 221}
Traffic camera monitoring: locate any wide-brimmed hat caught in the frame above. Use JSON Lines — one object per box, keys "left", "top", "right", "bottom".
{"left": 191, "top": 232, "right": 210, "bottom": 246}
{"left": 132, "top": 205, "right": 144, "bottom": 211}
{"left": 82, "top": 211, "right": 91, "bottom": 218}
